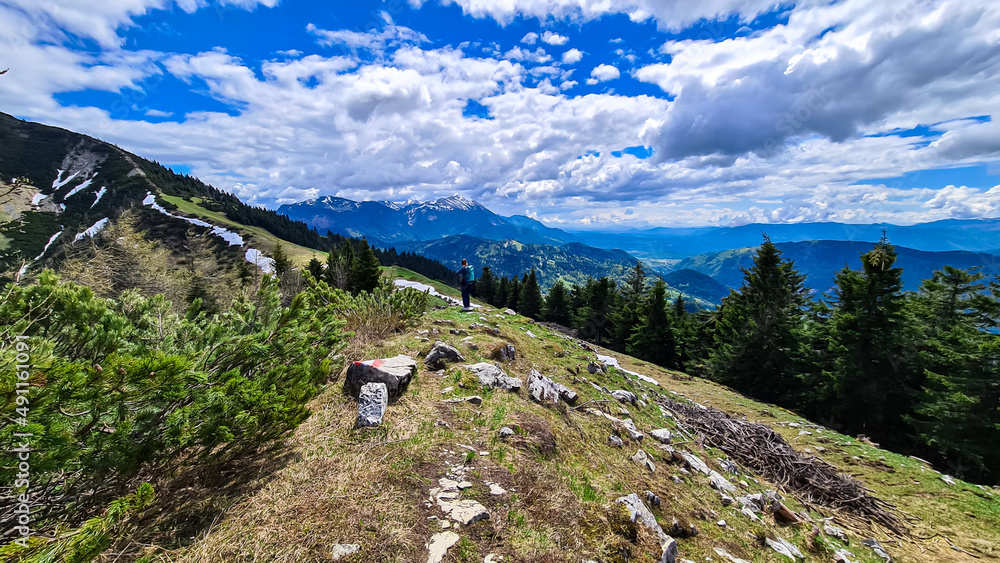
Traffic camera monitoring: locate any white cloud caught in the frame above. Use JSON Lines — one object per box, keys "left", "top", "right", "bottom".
{"left": 144, "top": 108, "right": 173, "bottom": 117}
{"left": 307, "top": 23, "right": 428, "bottom": 54}
{"left": 562, "top": 48, "right": 583, "bottom": 64}
{"left": 589, "top": 64, "right": 620, "bottom": 82}
{"left": 520, "top": 32, "right": 539, "bottom": 44}
{"left": 541, "top": 31, "right": 569, "bottom": 45}
{"left": 502, "top": 46, "right": 553, "bottom": 63}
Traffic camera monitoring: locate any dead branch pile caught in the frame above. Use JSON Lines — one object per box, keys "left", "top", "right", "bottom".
{"left": 658, "top": 397, "right": 908, "bottom": 535}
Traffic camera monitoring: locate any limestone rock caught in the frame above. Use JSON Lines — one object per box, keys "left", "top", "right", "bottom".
{"left": 426, "top": 532, "right": 460, "bottom": 563}
{"left": 346, "top": 355, "right": 417, "bottom": 399}
{"left": 765, "top": 537, "right": 804, "bottom": 561}
{"left": 587, "top": 362, "right": 605, "bottom": 374}
{"left": 709, "top": 470, "right": 737, "bottom": 493}
{"left": 425, "top": 342, "right": 465, "bottom": 369}
{"left": 615, "top": 493, "right": 678, "bottom": 563}
{"left": 608, "top": 435, "right": 624, "bottom": 447}
{"left": 632, "top": 449, "right": 656, "bottom": 472}
{"left": 444, "top": 396, "right": 483, "bottom": 406}
{"left": 527, "top": 369, "right": 578, "bottom": 405}
{"left": 649, "top": 429, "right": 673, "bottom": 444}
{"left": 331, "top": 544, "right": 361, "bottom": 560}
{"left": 823, "top": 523, "right": 847, "bottom": 542}
{"left": 619, "top": 418, "right": 644, "bottom": 441}
{"left": 678, "top": 451, "right": 711, "bottom": 475}
{"left": 357, "top": 382, "right": 388, "bottom": 428}
{"left": 860, "top": 538, "right": 892, "bottom": 562}
{"left": 645, "top": 490, "right": 661, "bottom": 507}
{"left": 504, "top": 308, "right": 517, "bottom": 315}
{"left": 498, "top": 344, "right": 516, "bottom": 362}
{"left": 713, "top": 547, "right": 751, "bottom": 563}
{"left": 446, "top": 500, "right": 490, "bottom": 526}
{"left": 834, "top": 548, "right": 859, "bottom": 563}
{"left": 498, "top": 426, "right": 514, "bottom": 439}
{"left": 611, "top": 389, "right": 638, "bottom": 405}
{"left": 467, "top": 362, "right": 522, "bottom": 392}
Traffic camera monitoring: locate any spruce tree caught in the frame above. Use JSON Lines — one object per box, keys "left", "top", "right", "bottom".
{"left": 709, "top": 235, "right": 808, "bottom": 403}
{"left": 495, "top": 276, "right": 509, "bottom": 308}
{"left": 272, "top": 242, "right": 291, "bottom": 278}
{"left": 479, "top": 266, "right": 497, "bottom": 305}
{"left": 507, "top": 276, "right": 521, "bottom": 311}
{"left": 518, "top": 269, "right": 543, "bottom": 319}
{"left": 348, "top": 239, "right": 382, "bottom": 294}
{"left": 908, "top": 266, "right": 1000, "bottom": 480}
{"left": 307, "top": 255, "right": 323, "bottom": 280}
{"left": 825, "top": 234, "right": 917, "bottom": 443}
{"left": 543, "top": 280, "right": 573, "bottom": 326}
{"left": 628, "top": 279, "right": 677, "bottom": 367}
{"left": 609, "top": 262, "right": 646, "bottom": 351}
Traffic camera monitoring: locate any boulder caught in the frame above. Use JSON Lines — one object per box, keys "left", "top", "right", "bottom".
{"left": 345, "top": 355, "right": 417, "bottom": 399}
{"left": 632, "top": 449, "right": 656, "bottom": 472}
{"left": 709, "top": 470, "right": 737, "bottom": 493}
{"left": 357, "top": 382, "right": 388, "bottom": 428}
{"left": 619, "top": 418, "right": 644, "bottom": 441}
{"left": 611, "top": 389, "right": 638, "bottom": 405}
{"left": 467, "top": 362, "right": 522, "bottom": 392}
{"left": 331, "top": 544, "right": 361, "bottom": 560}
{"left": 649, "top": 429, "right": 673, "bottom": 444}
{"left": 498, "top": 426, "right": 514, "bottom": 439}
{"left": 425, "top": 342, "right": 465, "bottom": 368}
{"left": 527, "top": 369, "right": 578, "bottom": 405}
{"left": 608, "top": 435, "right": 624, "bottom": 448}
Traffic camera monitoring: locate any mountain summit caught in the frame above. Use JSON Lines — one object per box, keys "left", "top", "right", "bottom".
{"left": 278, "top": 194, "right": 573, "bottom": 246}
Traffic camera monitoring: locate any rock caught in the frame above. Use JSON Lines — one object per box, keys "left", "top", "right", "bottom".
{"left": 678, "top": 451, "right": 711, "bottom": 475}
{"left": 498, "top": 344, "right": 516, "bottom": 362}
{"left": 357, "top": 382, "right": 388, "bottom": 428}
{"left": 645, "top": 490, "right": 661, "bottom": 507}
{"left": 608, "top": 435, "right": 624, "bottom": 447}
{"left": 331, "top": 544, "right": 361, "bottom": 560}
{"left": 823, "top": 523, "right": 848, "bottom": 542}
{"left": 649, "top": 429, "right": 673, "bottom": 444}
{"left": 941, "top": 474, "right": 956, "bottom": 485}
{"left": 467, "top": 363, "right": 522, "bottom": 392}
{"left": 619, "top": 418, "right": 644, "bottom": 441}
{"left": 488, "top": 483, "right": 506, "bottom": 495}
{"left": 720, "top": 495, "right": 734, "bottom": 507}
{"left": 504, "top": 308, "right": 517, "bottom": 315}
{"left": 450, "top": 329, "right": 468, "bottom": 336}
{"left": 833, "top": 548, "right": 859, "bottom": 563}
{"left": 717, "top": 520, "right": 727, "bottom": 527}
{"left": 632, "top": 449, "right": 656, "bottom": 472}
{"left": 444, "top": 396, "right": 483, "bottom": 406}
{"left": 463, "top": 342, "right": 479, "bottom": 350}
{"left": 860, "top": 538, "right": 892, "bottom": 562}
{"left": 615, "top": 493, "right": 669, "bottom": 543}
{"left": 765, "top": 537, "right": 804, "bottom": 561}
{"left": 525, "top": 330, "right": 536, "bottom": 338}
{"left": 425, "top": 342, "right": 465, "bottom": 369}
{"left": 446, "top": 500, "right": 490, "bottom": 526}
{"left": 611, "top": 389, "right": 637, "bottom": 405}
{"left": 426, "top": 531, "right": 460, "bottom": 563}
{"left": 527, "top": 369, "right": 578, "bottom": 405}
{"left": 708, "top": 470, "right": 737, "bottom": 493}
{"left": 498, "top": 426, "right": 514, "bottom": 439}
{"left": 587, "top": 362, "right": 605, "bottom": 374}
{"left": 457, "top": 481, "right": 473, "bottom": 489}
{"left": 713, "top": 547, "right": 751, "bottom": 563}
{"left": 442, "top": 386, "right": 454, "bottom": 394}
{"left": 345, "top": 355, "right": 417, "bottom": 399}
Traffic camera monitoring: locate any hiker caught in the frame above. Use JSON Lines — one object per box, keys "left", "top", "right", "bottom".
{"left": 456, "top": 258, "right": 474, "bottom": 310}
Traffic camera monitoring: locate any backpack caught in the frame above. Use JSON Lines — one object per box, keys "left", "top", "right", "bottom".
{"left": 466, "top": 266, "right": 475, "bottom": 282}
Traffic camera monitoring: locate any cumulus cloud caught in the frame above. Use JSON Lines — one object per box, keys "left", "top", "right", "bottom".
{"left": 520, "top": 32, "right": 539, "bottom": 44}
{"left": 541, "top": 31, "right": 569, "bottom": 45}
{"left": 589, "top": 64, "right": 620, "bottom": 82}
{"left": 307, "top": 23, "right": 428, "bottom": 54}
{"left": 562, "top": 48, "right": 583, "bottom": 64}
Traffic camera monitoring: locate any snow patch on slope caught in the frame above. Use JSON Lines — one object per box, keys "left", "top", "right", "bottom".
{"left": 31, "top": 192, "right": 47, "bottom": 206}
{"left": 91, "top": 186, "right": 107, "bottom": 208}
{"left": 52, "top": 169, "right": 80, "bottom": 190}
{"left": 245, "top": 248, "right": 275, "bottom": 274}
{"left": 596, "top": 354, "right": 660, "bottom": 386}
{"left": 63, "top": 178, "right": 94, "bottom": 199}
{"left": 75, "top": 218, "right": 109, "bottom": 241}
{"left": 142, "top": 192, "right": 244, "bottom": 246}
{"left": 35, "top": 228, "right": 64, "bottom": 260}
{"left": 393, "top": 279, "right": 481, "bottom": 308}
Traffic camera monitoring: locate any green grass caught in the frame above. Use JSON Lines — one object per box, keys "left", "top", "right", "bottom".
{"left": 159, "top": 194, "right": 321, "bottom": 264}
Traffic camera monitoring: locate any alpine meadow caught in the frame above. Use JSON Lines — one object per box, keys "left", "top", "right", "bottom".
{"left": 2, "top": 1, "right": 1000, "bottom": 563}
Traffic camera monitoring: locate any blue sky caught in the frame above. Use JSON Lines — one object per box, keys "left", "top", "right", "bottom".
{"left": 2, "top": 0, "right": 999, "bottom": 228}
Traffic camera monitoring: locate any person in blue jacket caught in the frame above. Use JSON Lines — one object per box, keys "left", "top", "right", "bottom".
{"left": 456, "top": 258, "right": 474, "bottom": 310}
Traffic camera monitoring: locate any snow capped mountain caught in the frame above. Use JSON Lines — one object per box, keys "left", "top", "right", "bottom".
{"left": 277, "top": 194, "right": 574, "bottom": 247}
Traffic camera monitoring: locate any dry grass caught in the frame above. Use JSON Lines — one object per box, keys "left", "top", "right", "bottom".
{"left": 115, "top": 299, "right": 1000, "bottom": 563}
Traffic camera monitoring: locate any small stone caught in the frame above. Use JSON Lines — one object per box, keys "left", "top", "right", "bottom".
{"left": 446, "top": 500, "right": 490, "bottom": 526}
{"left": 457, "top": 481, "right": 473, "bottom": 489}
{"left": 444, "top": 396, "right": 483, "bottom": 406}
{"left": 608, "top": 435, "right": 624, "bottom": 447}
{"left": 649, "top": 429, "right": 673, "bottom": 444}
{"left": 442, "top": 386, "right": 454, "bottom": 394}
{"left": 619, "top": 418, "right": 644, "bottom": 441}
{"left": 426, "top": 531, "right": 460, "bottom": 563}
{"left": 833, "top": 548, "right": 859, "bottom": 563}
{"left": 489, "top": 483, "right": 507, "bottom": 495}
{"left": 645, "top": 490, "right": 661, "bottom": 507}
{"left": 525, "top": 330, "right": 536, "bottom": 338}
{"left": 717, "top": 520, "right": 727, "bottom": 527}
{"left": 679, "top": 451, "right": 711, "bottom": 475}
{"left": 765, "top": 537, "right": 804, "bottom": 561}
{"left": 941, "top": 474, "right": 956, "bottom": 485}
{"left": 440, "top": 520, "right": 450, "bottom": 529}
{"left": 720, "top": 495, "right": 734, "bottom": 507}
{"left": 860, "top": 538, "right": 892, "bottom": 562}
{"left": 611, "top": 389, "right": 638, "bottom": 405}
{"left": 356, "top": 382, "right": 389, "bottom": 428}
{"left": 425, "top": 342, "right": 465, "bottom": 369}
{"left": 632, "top": 449, "right": 656, "bottom": 472}
{"left": 331, "top": 544, "right": 361, "bottom": 560}
{"left": 504, "top": 308, "right": 516, "bottom": 315}
{"left": 709, "top": 470, "right": 737, "bottom": 493}
{"left": 498, "top": 426, "right": 514, "bottom": 439}
{"left": 824, "top": 523, "right": 848, "bottom": 541}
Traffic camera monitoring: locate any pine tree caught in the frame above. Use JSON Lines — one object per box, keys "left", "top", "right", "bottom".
{"left": 307, "top": 255, "right": 323, "bottom": 280}
{"left": 574, "top": 277, "right": 617, "bottom": 343}
{"left": 495, "top": 276, "right": 509, "bottom": 308}
{"left": 543, "top": 280, "right": 573, "bottom": 326}
{"left": 825, "top": 234, "right": 918, "bottom": 443}
{"left": 709, "top": 235, "right": 808, "bottom": 403}
{"left": 628, "top": 279, "right": 677, "bottom": 367}
{"left": 348, "top": 239, "right": 382, "bottom": 294}
{"left": 518, "top": 269, "right": 543, "bottom": 319}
